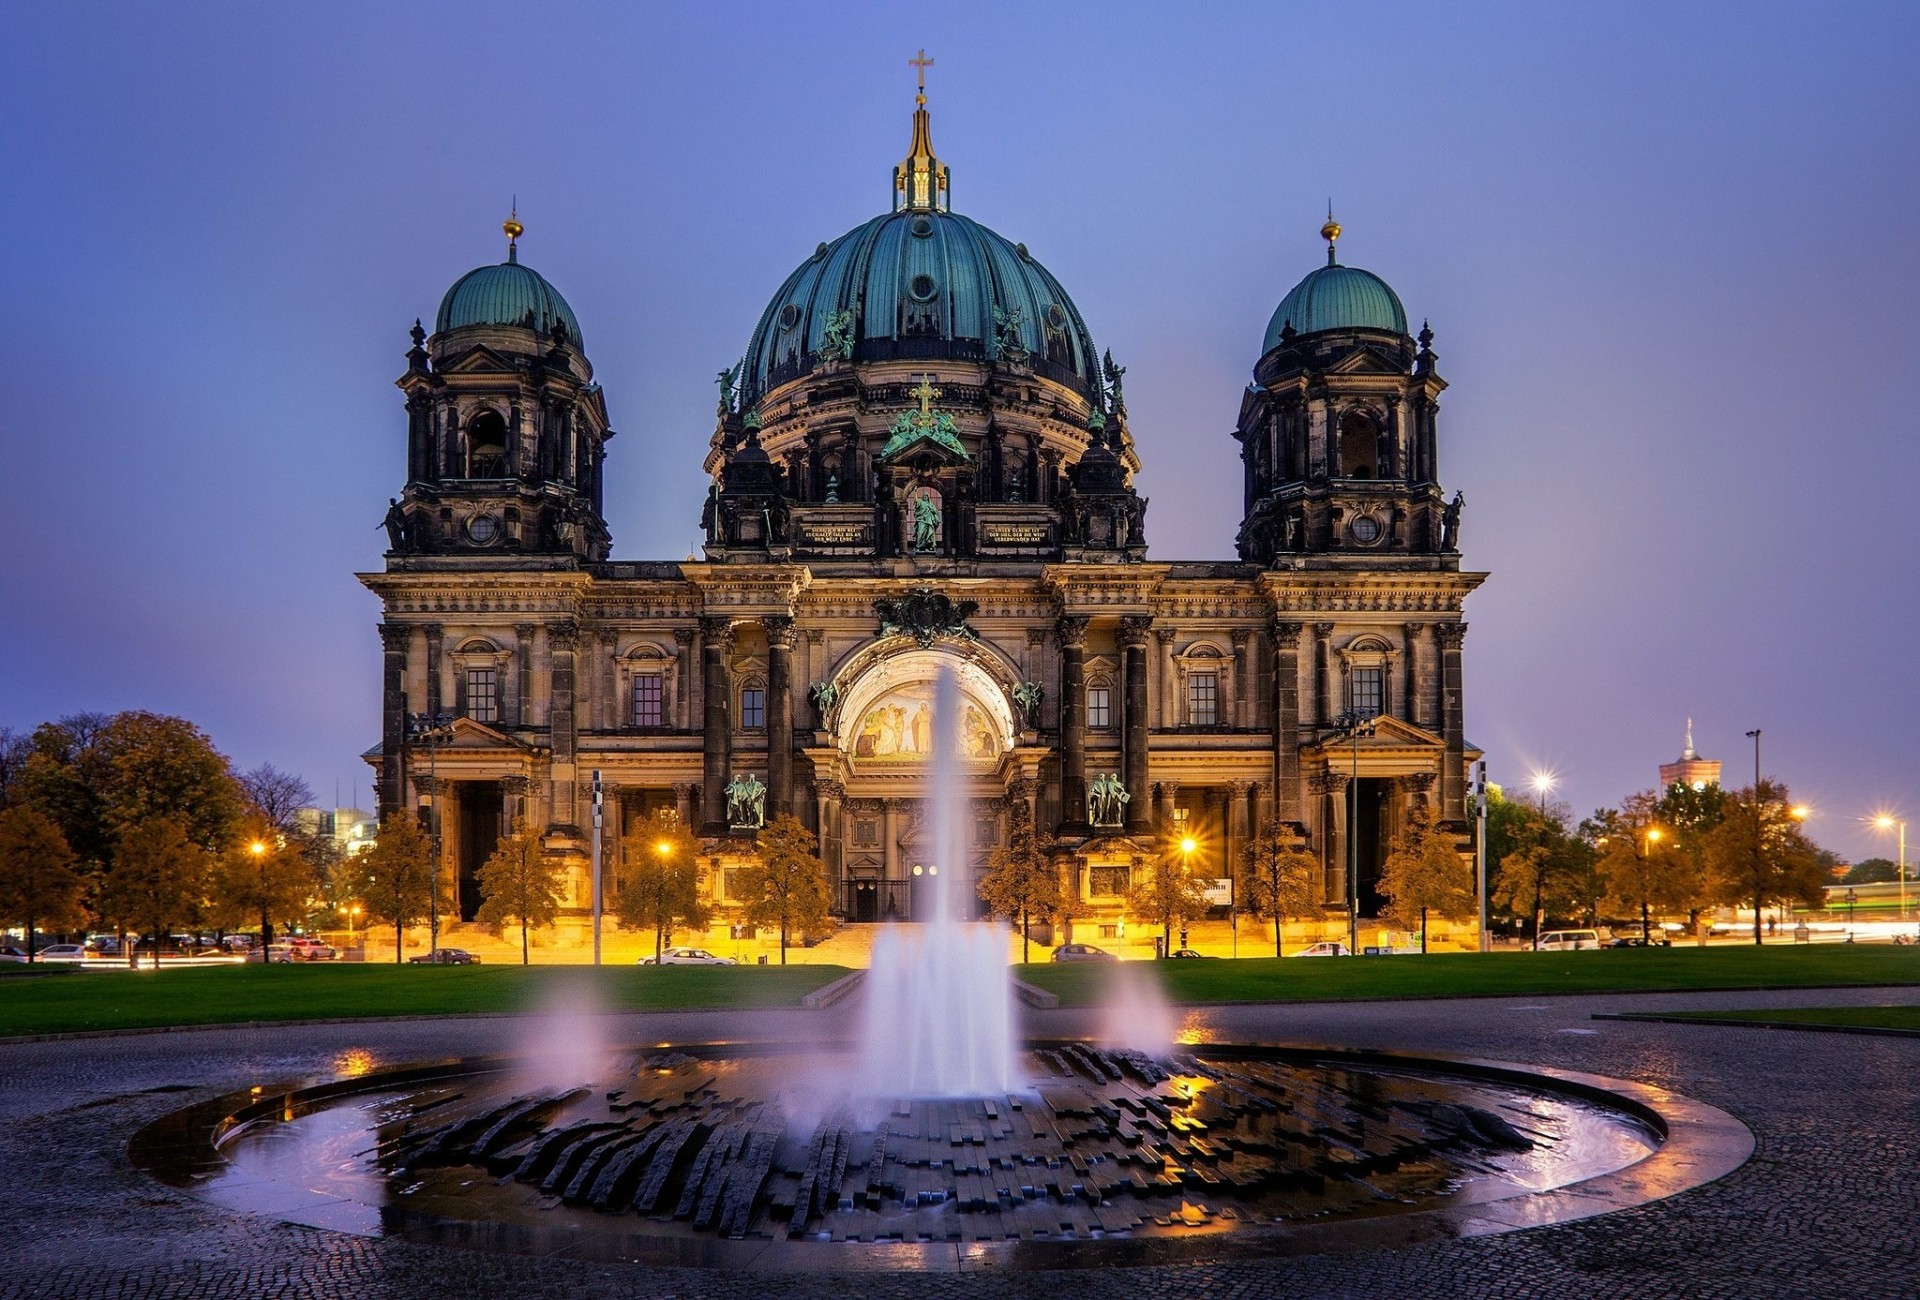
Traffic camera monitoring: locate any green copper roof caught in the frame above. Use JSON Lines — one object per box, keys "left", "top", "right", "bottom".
{"left": 1263, "top": 262, "right": 1407, "bottom": 351}
{"left": 435, "top": 256, "right": 583, "bottom": 346}
{"left": 742, "top": 208, "right": 1101, "bottom": 401}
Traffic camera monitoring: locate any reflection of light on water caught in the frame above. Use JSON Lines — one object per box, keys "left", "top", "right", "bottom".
{"left": 1176, "top": 1012, "right": 1211, "bottom": 1046}
{"left": 333, "top": 1048, "right": 378, "bottom": 1078}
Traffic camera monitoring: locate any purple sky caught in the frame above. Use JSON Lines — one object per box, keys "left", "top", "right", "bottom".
{"left": 3, "top": 2, "right": 1916, "bottom": 862}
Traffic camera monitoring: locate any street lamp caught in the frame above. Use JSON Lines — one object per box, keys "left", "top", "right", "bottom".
{"left": 407, "top": 711, "right": 455, "bottom": 958}
{"left": 1177, "top": 835, "right": 1198, "bottom": 956}
{"left": 1329, "top": 711, "right": 1377, "bottom": 956}
{"left": 1874, "top": 814, "right": 1907, "bottom": 929}
{"left": 1640, "top": 827, "right": 1663, "bottom": 945}
{"left": 1845, "top": 886, "right": 1857, "bottom": 943}
{"left": 1529, "top": 770, "right": 1557, "bottom": 813}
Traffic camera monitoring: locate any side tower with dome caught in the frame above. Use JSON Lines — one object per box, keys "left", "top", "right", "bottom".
{"left": 360, "top": 75, "right": 1484, "bottom": 954}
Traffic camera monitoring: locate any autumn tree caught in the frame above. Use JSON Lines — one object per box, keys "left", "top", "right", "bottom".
{"left": 616, "top": 810, "right": 709, "bottom": 964}
{"left": 207, "top": 816, "right": 314, "bottom": 948}
{"left": 100, "top": 816, "right": 209, "bottom": 969}
{"left": 353, "top": 814, "right": 437, "bottom": 962}
{"left": 1590, "top": 793, "right": 1687, "bottom": 943}
{"left": 1844, "top": 858, "right": 1900, "bottom": 885}
{"left": 1129, "top": 838, "right": 1213, "bottom": 956}
{"left": 1705, "top": 779, "right": 1826, "bottom": 943}
{"left": 1236, "top": 815, "right": 1321, "bottom": 956}
{"left": 475, "top": 819, "right": 565, "bottom": 965}
{"left": 237, "top": 764, "right": 315, "bottom": 833}
{"left": 1378, "top": 804, "right": 1475, "bottom": 952}
{"left": 738, "top": 813, "right": 832, "bottom": 965}
{"left": 0, "top": 806, "right": 85, "bottom": 960}
{"left": 1488, "top": 789, "right": 1596, "bottom": 944}
{"left": 978, "top": 822, "right": 1067, "bottom": 962}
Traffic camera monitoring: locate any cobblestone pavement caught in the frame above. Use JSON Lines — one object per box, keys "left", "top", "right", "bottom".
{"left": 3, "top": 985, "right": 1917, "bottom": 1299}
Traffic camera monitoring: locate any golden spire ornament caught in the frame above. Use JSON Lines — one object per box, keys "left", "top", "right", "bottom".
{"left": 1321, "top": 202, "right": 1341, "bottom": 265}
{"left": 503, "top": 198, "right": 523, "bottom": 262}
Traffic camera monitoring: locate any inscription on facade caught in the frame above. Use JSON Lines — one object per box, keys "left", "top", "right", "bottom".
{"left": 984, "top": 524, "right": 1051, "bottom": 545}
{"left": 803, "top": 524, "right": 870, "bottom": 545}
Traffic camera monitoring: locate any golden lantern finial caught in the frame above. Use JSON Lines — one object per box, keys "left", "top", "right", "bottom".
{"left": 1321, "top": 201, "right": 1341, "bottom": 265}
{"left": 503, "top": 197, "right": 523, "bottom": 262}
{"left": 893, "top": 51, "right": 949, "bottom": 212}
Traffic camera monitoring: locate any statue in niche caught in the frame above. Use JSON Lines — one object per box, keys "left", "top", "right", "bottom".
{"left": 380, "top": 498, "right": 411, "bottom": 552}
{"left": 725, "top": 773, "right": 766, "bottom": 829}
{"left": 1441, "top": 491, "right": 1464, "bottom": 551}
{"left": 1087, "top": 773, "right": 1130, "bottom": 828}
{"left": 808, "top": 681, "right": 838, "bottom": 723}
{"left": 909, "top": 489, "right": 941, "bottom": 552}
{"left": 1011, "top": 681, "right": 1043, "bottom": 728}
{"left": 818, "top": 308, "right": 855, "bottom": 362}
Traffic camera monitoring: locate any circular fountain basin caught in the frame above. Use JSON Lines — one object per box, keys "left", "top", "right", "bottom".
{"left": 131, "top": 1040, "right": 1750, "bottom": 1270}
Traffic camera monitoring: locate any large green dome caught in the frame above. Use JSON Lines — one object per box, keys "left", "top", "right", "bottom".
{"left": 742, "top": 207, "right": 1101, "bottom": 403}
{"left": 435, "top": 254, "right": 583, "bottom": 346}
{"left": 1263, "top": 262, "right": 1407, "bottom": 352}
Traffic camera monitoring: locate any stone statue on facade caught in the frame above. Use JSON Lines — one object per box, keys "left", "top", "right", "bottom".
{"left": 1441, "top": 490, "right": 1464, "bottom": 551}
{"left": 992, "top": 306, "right": 1029, "bottom": 367}
{"left": 1011, "top": 681, "right": 1043, "bottom": 728}
{"left": 725, "top": 772, "right": 766, "bottom": 829}
{"left": 380, "top": 498, "right": 410, "bottom": 552}
{"left": 808, "top": 681, "right": 838, "bottom": 724}
{"left": 1087, "top": 772, "right": 1130, "bottom": 828}
{"left": 715, "top": 364, "right": 738, "bottom": 417}
{"left": 911, "top": 492, "right": 941, "bottom": 552}
{"left": 818, "top": 308, "right": 855, "bottom": 362}
{"left": 1102, "top": 349, "right": 1126, "bottom": 410}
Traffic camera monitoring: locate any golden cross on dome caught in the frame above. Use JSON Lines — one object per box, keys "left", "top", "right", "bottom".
{"left": 910, "top": 48, "right": 933, "bottom": 103}
{"left": 911, "top": 374, "right": 942, "bottom": 422}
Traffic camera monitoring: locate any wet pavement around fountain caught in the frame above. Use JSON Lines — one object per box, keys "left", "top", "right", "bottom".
{"left": 3, "top": 985, "right": 1918, "bottom": 1299}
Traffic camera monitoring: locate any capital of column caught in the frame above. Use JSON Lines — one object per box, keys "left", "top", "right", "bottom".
{"left": 672, "top": 627, "right": 695, "bottom": 648}
{"left": 761, "top": 615, "right": 797, "bottom": 650}
{"left": 1309, "top": 770, "right": 1350, "bottom": 795}
{"left": 1401, "top": 621, "right": 1423, "bottom": 643}
{"left": 1228, "top": 779, "right": 1255, "bottom": 798}
{"left": 1267, "top": 619, "right": 1302, "bottom": 650}
{"left": 1117, "top": 615, "right": 1154, "bottom": 649}
{"left": 515, "top": 622, "right": 537, "bottom": 645}
{"left": 547, "top": 620, "right": 579, "bottom": 652}
{"left": 815, "top": 779, "right": 845, "bottom": 801}
{"left": 698, "top": 615, "right": 735, "bottom": 649}
{"left": 1436, "top": 622, "right": 1469, "bottom": 650}
{"left": 378, "top": 623, "right": 411, "bottom": 653}
{"left": 1313, "top": 622, "right": 1335, "bottom": 640}
{"left": 1055, "top": 615, "right": 1089, "bottom": 649}
{"left": 500, "top": 773, "right": 535, "bottom": 795}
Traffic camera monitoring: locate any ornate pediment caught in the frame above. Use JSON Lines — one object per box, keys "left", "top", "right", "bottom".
{"left": 434, "top": 344, "right": 522, "bottom": 376}
{"left": 873, "top": 587, "right": 978, "bottom": 647}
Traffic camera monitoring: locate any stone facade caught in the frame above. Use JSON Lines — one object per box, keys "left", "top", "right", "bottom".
{"left": 361, "top": 95, "right": 1484, "bottom": 939}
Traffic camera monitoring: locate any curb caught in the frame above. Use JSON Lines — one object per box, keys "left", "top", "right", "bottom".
{"left": 799, "top": 970, "right": 865, "bottom": 1008}
{"left": 1012, "top": 977, "right": 1060, "bottom": 1008}
{"left": 1592, "top": 1010, "right": 1920, "bottom": 1039}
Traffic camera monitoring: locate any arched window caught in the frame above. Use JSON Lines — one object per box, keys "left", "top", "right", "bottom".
{"left": 739, "top": 678, "right": 767, "bottom": 730}
{"left": 1340, "top": 635, "right": 1396, "bottom": 721}
{"left": 1087, "top": 676, "right": 1114, "bottom": 730}
{"left": 466, "top": 410, "right": 509, "bottom": 478}
{"left": 1338, "top": 409, "right": 1378, "bottom": 479}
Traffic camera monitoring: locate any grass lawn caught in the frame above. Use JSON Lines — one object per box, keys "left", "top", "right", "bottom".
{"left": 1016, "top": 945, "right": 1920, "bottom": 1007}
{"left": 0, "top": 963, "right": 851, "bottom": 1038}
{"left": 1653, "top": 1005, "right": 1920, "bottom": 1033}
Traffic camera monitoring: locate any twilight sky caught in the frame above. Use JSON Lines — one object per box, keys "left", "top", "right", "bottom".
{"left": 2, "top": 1, "right": 1916, "bottom": 861}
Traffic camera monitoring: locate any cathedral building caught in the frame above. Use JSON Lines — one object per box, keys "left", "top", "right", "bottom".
{"left": 360, "top": 79, "right": 1485, "bottom": 940}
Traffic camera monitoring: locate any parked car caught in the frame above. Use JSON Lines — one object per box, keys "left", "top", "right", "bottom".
{"left": 221, "top": 934, "right": 256, "bottom": 952}
{"left": 285, "top": 937, "right": 336, "bottom": 961}
{"left": 1606, "top": 935, "right": 1671, "bottom": 948}
{"left": 1050, "top": 943, "right": 1117, "bottom": 963}
{"left": 1291, "top": 941, "right": 1350, "bottom": 957}
{"left": 1536, "top": 929, "right": 1602, "bottom": 951}
{"left": 1167, "top": 948, "right": 1211, "bottom": 959}
{"left": 36, "top": 944, "right": 87, "bottom": 963}
{"left": 638, "top": 948, "right": 736, "bottom": 966}
{"left": 408, "top": 948, "right": 481, "bottom": 965}
{"left": 0, "top": 946, "right": 30, "bottom": 963}
{"left": 265, "top": 942, "right": 295, "bottom": 963}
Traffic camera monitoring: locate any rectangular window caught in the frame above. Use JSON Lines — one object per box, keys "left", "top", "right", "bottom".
{"left": 633, "top": 673, "right": 664, "bottom": 727}
{"left": 1087, "top": 685, "right": 1112, "bottom": 730}
{"left": 1188, "top": 673, "right": 1219, "bottom": 726}
{"left": 465, "top": 668, "right": 498, "bottom": 723}
{"left": 1350, "top": 667, "right": 1384, "bottom": 720}
{"left": 740, "top": 687, "right": 766, "bottom": 729}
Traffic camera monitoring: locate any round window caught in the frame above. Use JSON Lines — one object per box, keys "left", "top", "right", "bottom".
{"left": 910, "top": 216, "right": 934, "bottom": 238}
{"left": 908, "top": 274, "right": 938, "bottom": 302}
{"left": 1046, "top": 303, "right": 1068, "bottom": 329}
{"left": 778, "top": 303, "right": 801, "bottom": 330}
{"left": 466, "top": 514, "right": 499, "bottom": 544}
{"left": 1349, "top": 516, "right": 1381, "bottom": 544}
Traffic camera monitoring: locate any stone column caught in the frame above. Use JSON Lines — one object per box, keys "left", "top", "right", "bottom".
{"left": 378, "top": 623, "right": 409, "bottom": 818}
{"left": 699, "top": 616, "right": 733, "bottom": 835}
{"left": 547, "top": 620, "right": 579, "bottom": 828}
{"left": 512, "top": 623, "right": 535, "bottom": 726}
{"left": 816, "top": 778, "right": 844, "bottom": 905}
{"left": 1119, "top": 615, "right": 1153, "bottom": 833}
{"left": 1230, "top": 628, "right": 1251, "bottom": 728}
{"left": 1152, "top": 781, "right": 1176, "bottom": 830}
{"left": 1056, "top": 615, "right": 1089, "bottom": 834}
{"left": 763, "top": 615, "right": 795, "bottom": 819}
{"left": 672, "top": 782, "right": 695, "bottom": 827}
{"left": 423, "top": 622, "right": 444, "bottom": 717}
{"left": 597, "top": 630, "right": 617, "bottom": 731}
{"left": 1438, "top": 622, "right": 1468, "bottom": 822}
{"left": 1228, "top": 779, "right": 1254, "bottom": 900}
{"left": 1155, "top": 628, "right": 1177, "bottom": 728}
{"left": 673, "top": 628, "right": 695, "bottom": 730}
{"left": 1270, "top": 621, "right": 1304, "bottom": 828}
{"left": 1314, "top": 771, "right": 1350, "bottom": 906}
{"left": 1401, "top": 622, "right": 1425, "bottom": 727}
{"left": 1313, "top": 623, "right": 1334, "bottom": 727}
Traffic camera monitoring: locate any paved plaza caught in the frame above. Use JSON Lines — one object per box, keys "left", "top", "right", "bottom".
{"left": 2, "top": 986, "right": 1916, "bottom": 1299}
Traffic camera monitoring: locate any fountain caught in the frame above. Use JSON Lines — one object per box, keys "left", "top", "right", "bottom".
{"left": 859, "top": 666, "right": 1015, "bottom": 1097}
{"left": 127, "top": 664, "right": 1753, "bottom": 1268}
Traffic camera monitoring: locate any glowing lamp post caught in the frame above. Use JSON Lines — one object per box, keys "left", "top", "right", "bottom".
{"left": 249, "top": 841, "right": 268, "bottom": 959}
{"left": 1874, "top": 815, "right": 1907, "bottom": 929}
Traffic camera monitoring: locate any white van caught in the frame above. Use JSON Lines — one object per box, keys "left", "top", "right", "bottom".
{"left": 1536, "top": 929, "right": 1601, "bottom": 951}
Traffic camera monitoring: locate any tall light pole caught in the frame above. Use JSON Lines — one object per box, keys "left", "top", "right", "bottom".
{"left": 1474, "top": 760, "right": 1490, "bottom": 953}
{"left": 591, "top": 769, "right": 605, "bottom": 967}
{"left": 407, "top": 711, "right": 455, "bottom": 957}
{"left": 1875, "top": 814, "right": 1907, "bottom": 931}
{"left": 1530, "top": 770, "right": 1556, "bottom": 814}
{"left": 1641, "top": 826, "right": 1663, "bottom": 944}
{"left": 1745, "top": 728, "right": 1763, "bottom": 946}
{"left": 1329, "top": 711, "right": 1376, "bottom": 955}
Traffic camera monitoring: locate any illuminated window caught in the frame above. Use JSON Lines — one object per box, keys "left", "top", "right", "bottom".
{"left": 465, "top": 669, "right": 498, "bottom": 723}
{"left": 633, "top": 674, "right": 663, "bottom": 727}
{"left": 1350, "top": 667, "right": 1384, "bottom": 720}
{"left": 1087, "top": 685, "right": 1112, "bottom": 729}
{"left": 740, "top": 686, "right": 766, "bottom": 729}
{"left": 1188, "top": 673, "right": 1219, "bottom": 726}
